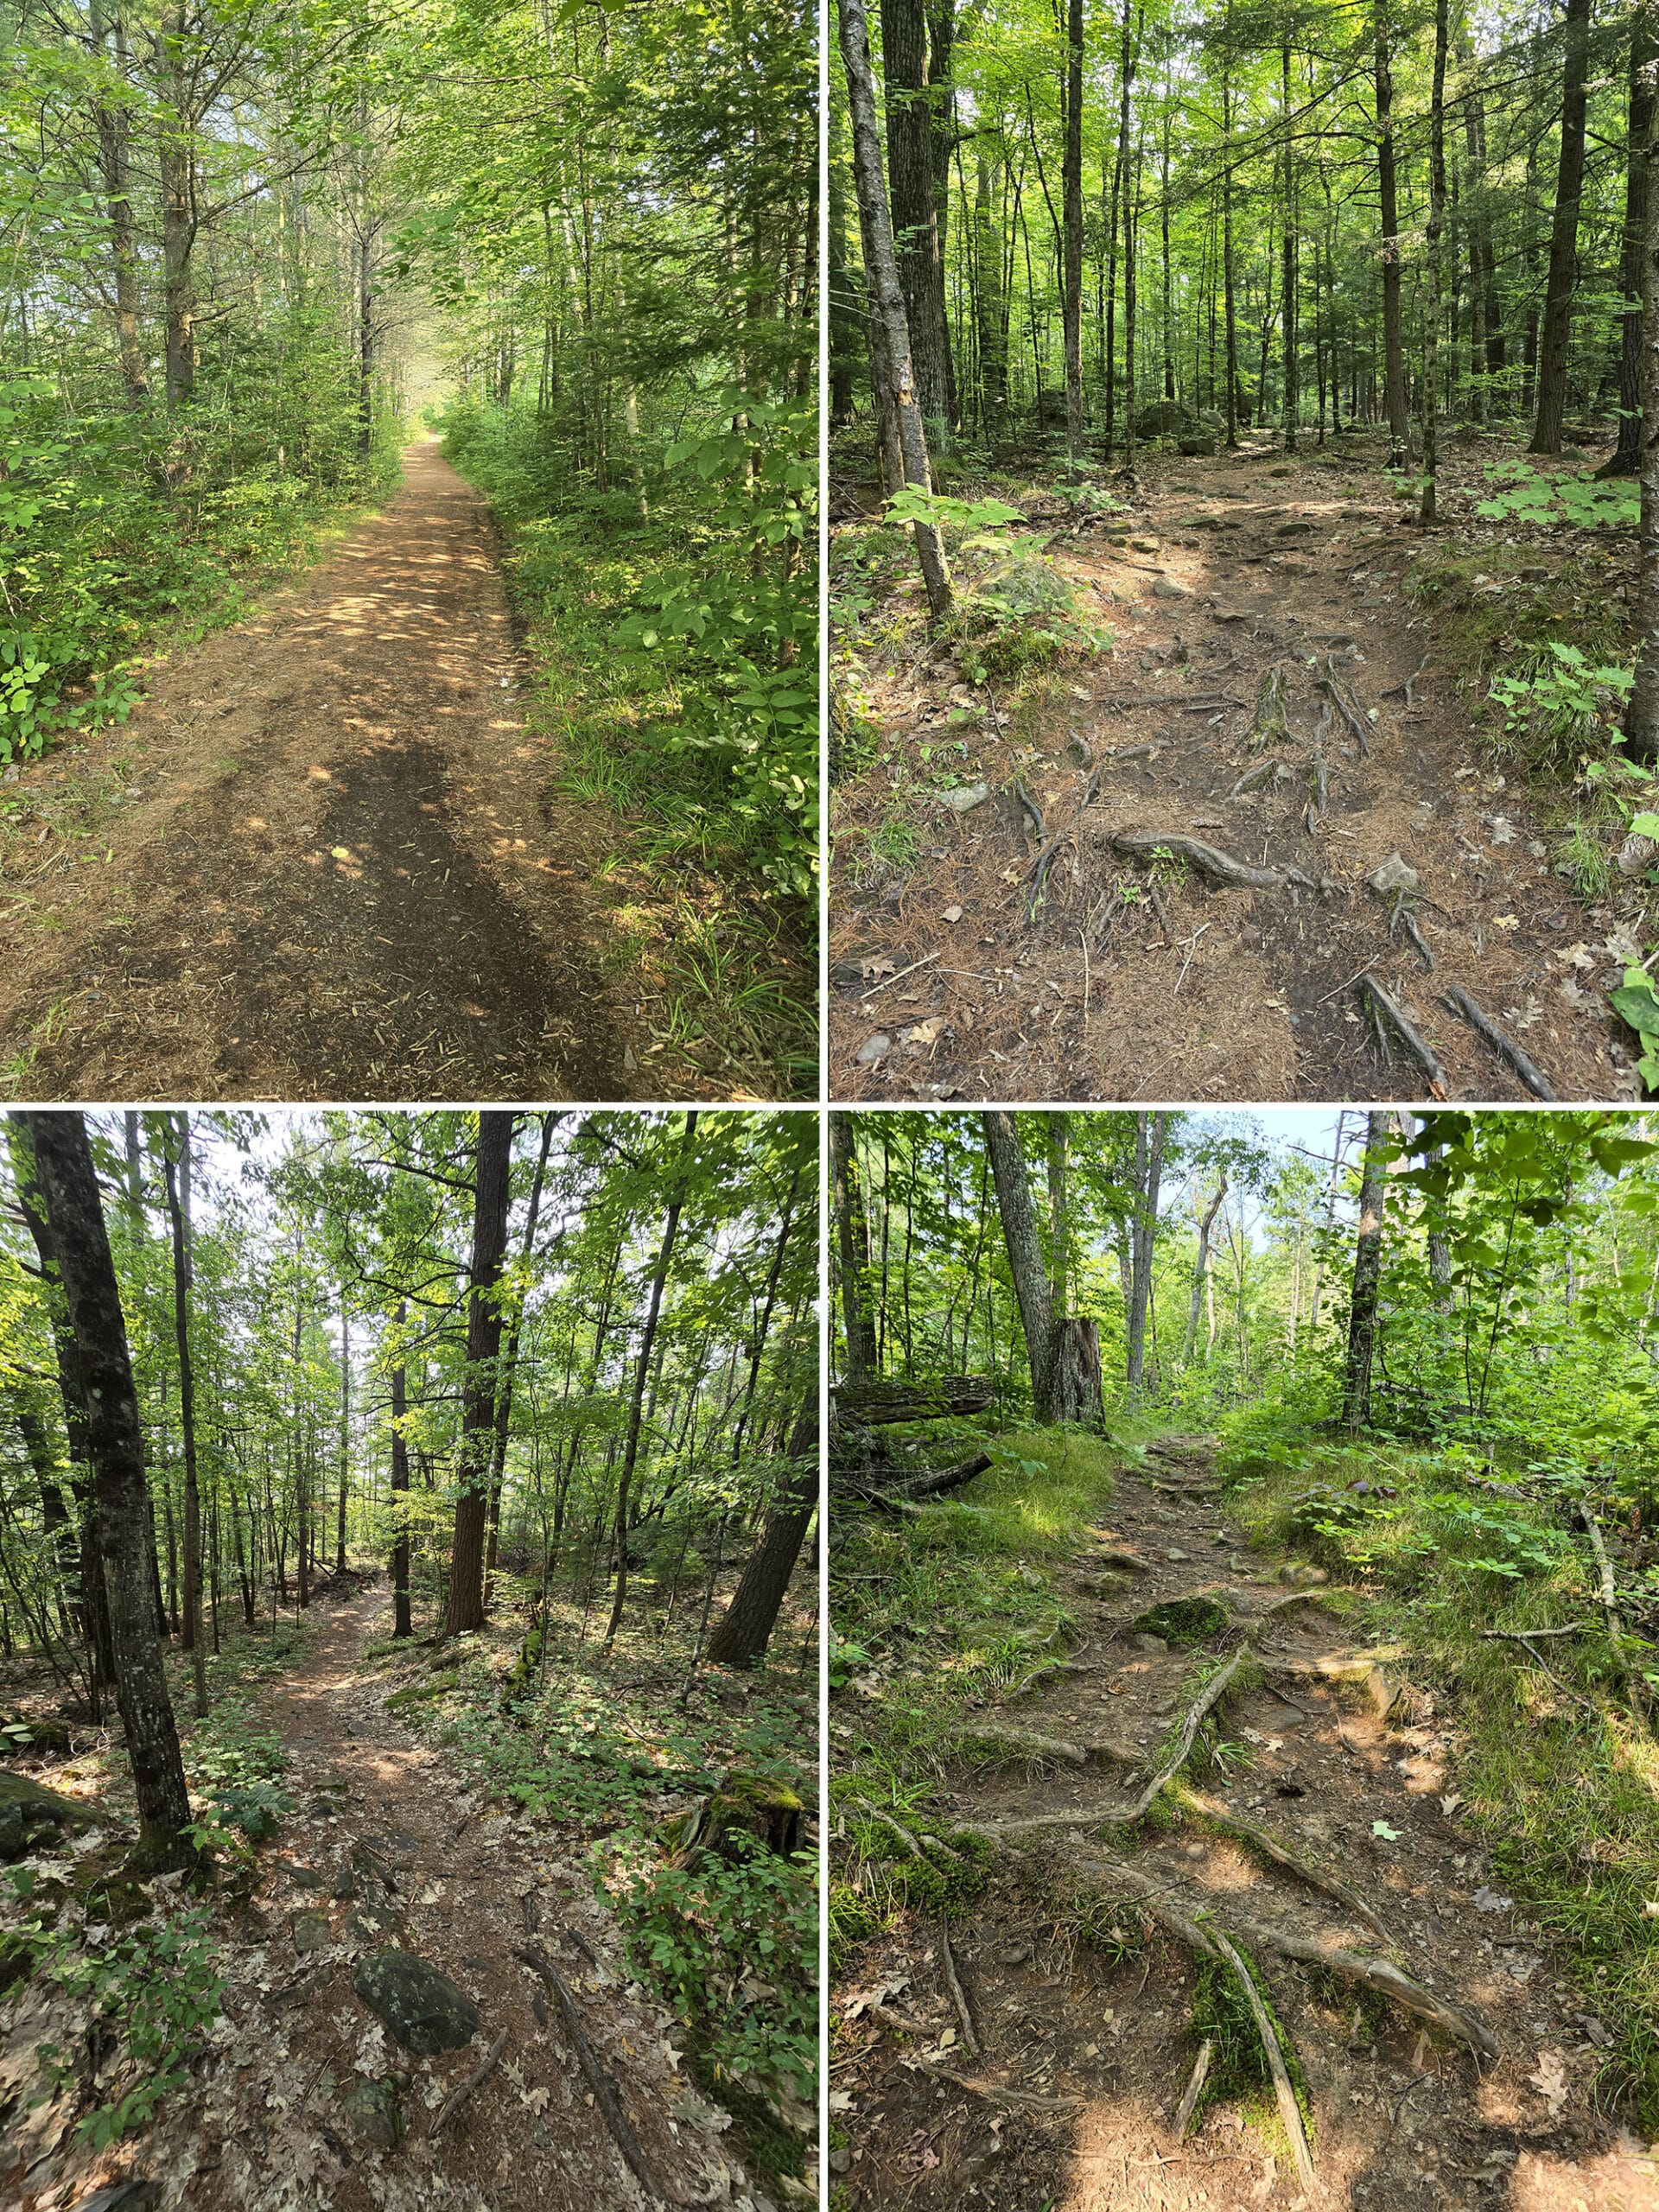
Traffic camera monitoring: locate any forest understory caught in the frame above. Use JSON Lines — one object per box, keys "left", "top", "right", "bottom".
{"left": 830, "top": 426, "right": 1649, "bottom": 1103}
{"left": 0, "top": 1564, "right": 818, "bottom": 2212}
{"left": 831, "top": 1426, "right": 1659, "bottom": 2212}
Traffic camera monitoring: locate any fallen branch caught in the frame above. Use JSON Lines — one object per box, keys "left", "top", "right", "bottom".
{"left": 515, "top": 1946, "right": 667, "bottom": 2202}
{"left": 1442, "top": 985, "right": 1558, "bottom": 1100}
{"left": 1208, "top": 1926, "right": 1317, "bottom": 2193}
{"left": 1173, "top": 2038, "right": 1213, "bottom": 2135}
{"left": 429, "top": 2029, "right": 507, "bottom": 2139}
{"left": 1357, "top": 975, "right": 1446, "bottom": 1091}
{"left": 1109, "top": 830, "right": 1316, "bottom": 893}
{"left": 938, "top": 1915, "right": 981, "bottom": 2057}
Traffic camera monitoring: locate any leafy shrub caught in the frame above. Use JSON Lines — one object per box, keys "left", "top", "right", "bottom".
{"left": 1488, "top": 641, "right": 1633, "bottom": 768}
{"left": 1475, "top": 459, "right": 1638, "bottom": 532}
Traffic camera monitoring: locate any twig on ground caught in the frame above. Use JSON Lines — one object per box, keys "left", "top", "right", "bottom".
{"left": 429, "top": 2029, "right": 507, "bottom": 2139}
{"left": 860, "top": 951, "right": 942, "bottom": 999}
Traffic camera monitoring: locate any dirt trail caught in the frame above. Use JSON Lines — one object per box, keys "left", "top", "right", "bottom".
{"left": 0, "top": 442, "right": 638, "bottom": 1103}
{"left": 834, "top": 1439, "right": 1659, "bottom": 2211}
{"left": 26, "top": 1583, "right": 768, "bottom": 2212}
{"left": 830, "top": 438, "right": 1631, "bottom": 1103}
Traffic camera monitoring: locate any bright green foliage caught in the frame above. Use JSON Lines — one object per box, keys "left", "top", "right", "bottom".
{"left": 1475, "top": 461, "right": 1639, "bottom": 531}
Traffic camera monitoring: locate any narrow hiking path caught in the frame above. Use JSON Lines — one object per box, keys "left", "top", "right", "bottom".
{"left": 13, "top": 1580, "right": 766, "bottom": 2212}
{"left": 0, "top": 441, "right": 639, "bottom": 1103}
{"left": 833, "top": 1436, "right": 1659, "bottom": 2212}
{"left": 830, "top": 435, "right": 1635, "bottom": 1104}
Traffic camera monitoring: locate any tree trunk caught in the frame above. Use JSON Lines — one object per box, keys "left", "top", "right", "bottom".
{"left": 831, "top": 1112, "right": 880, "bottom": 1381}
{"left": 840, "top": 0, "right": 951, "bottom": 617}
{"left": 390, "top": 1302, "right": 412, "bottom": 1639}
{"left": 1342, "top": 1113, "right": 1394, "bottom": 1431}
{"left": 161, "top": 1115, "right": 207, "bottom": 1719}
{"left": 486, "top": 1112, "right": 556, "bottom": 1581}
{"left": 1375, "top": 0, "right": 1408, "bottom": 462}
{"left": 1062, "top": 0, "right": 1084, "bottom": 456}
{"left": 442, "top": 1111, "right": 516, "bottom": 1638}
{"left": 880, "top": 0, "right": 954, "bottom": 436}
{"left": 1047, "top": 1317, "right": 1104, "bottom": 1427}
{"left": 1418, "top": 0, "right": 1448, "bottom": 522}
{"left": 705, "top": 1401, "right": 818, "bottom": 1669}
{"left": 1281, "top": 39, "right": 1298, "bottom": 450}
{"left": 982, "top": 1112, "right": 1058, "bottom": 1419}
{"left": 16, "top": 1113, "right": 194, "bottom": 1873}
{"left": 1127, "top": 1112, "right": 1166, "bottom": 1396}
{"left": 1529, "top": 0, "right": 1592, "bottom": 454}
{"left": 976, "top": 148, "right": 1007, "bottom": 424}
{"left": 1604, "top": 8, "right": 1657, "bottom": 477}
{"left": 89, "top": 0, "right": 147, "bottom": 402}
{"left": 1182, "top": 1176, "right": 1230, "bottom": 1364}
{"left": 158, "top": 5, "right": 197, "bottom": 410}
{"left": 604, "top": 1113, "right": 699, "bottom": 1647}
{"left": 1629, "top": 78, "right": 1659, "bottom": 761}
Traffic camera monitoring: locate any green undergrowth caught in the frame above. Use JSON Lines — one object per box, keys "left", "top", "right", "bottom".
{"left": 1216, "top": 1414, "right": 1659, "bottom": 2126}
{"left": 372, "top": 1576, "right": 817, "bottom": 2170}
{"left": 440, "top": 394, "right": 816, "bottom": 1100}
{"left": 830, "top": 1421, "right": 1124, "bottom": 1976}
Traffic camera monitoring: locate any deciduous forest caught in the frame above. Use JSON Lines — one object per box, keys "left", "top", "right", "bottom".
{"left": 0, "top": 0, "right": 817, "bottom": 1102}
{"left": 0, "top": 1106, "right": 820, "bottom": 2208}
{"left": 830, "top": 1105, "right": 1659, "bottom": 2208}
{"left": 829, "top": 0, "right": 1659, "bottom": 1103}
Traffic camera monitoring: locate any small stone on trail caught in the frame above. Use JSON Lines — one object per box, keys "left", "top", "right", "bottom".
{"left": 293, "top": 1909, "right": 332, "bottom": 1956}
{"left": 1368, "top": 851, "right": 1420, "bottom": 899}
{"left": 939, "top": 780, "right": 991, "bottom": 813}
{"left": 1152, "top": 580, "right": 1191, "bottom": 600}
{"left": 995, "top": 1944, "right": 1033, "bottom": 1967}
{"left": 362, "top": 1828, "right": 421, "bottom": 1870}
{"left": 341, "top": 2078, "right": 404, "bottom": 2149}
{"left": 346, "top": 1898, "right": 406, "bottom": 1948}
{"left": 463, "top": 1955, "right": 493, "bottom": 1974}
{"left": 855, "top": 1033, "right": 891, "bottom": 1066}
{"left": 73, "top": 2185, "right": 160, "bottom": 2211}
{"left": 1129, "top": 1633, "right": 1169, "bottom": 1655}
{"left": 334, "top": 1869, "right": 359, "bottom": 1901}
{"left": 353, "top": 1948, "right": 481, "bottom": 2055}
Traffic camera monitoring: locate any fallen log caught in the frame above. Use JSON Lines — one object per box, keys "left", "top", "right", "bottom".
{"left": 1442, "top": 986, "right": 1557, "bottom": 1100}
{"left": 832, "top": 1378, "right": 995, "bottom": 1425}
{"left": 514, "top": 1944, "right": 665, "bottom": 2202}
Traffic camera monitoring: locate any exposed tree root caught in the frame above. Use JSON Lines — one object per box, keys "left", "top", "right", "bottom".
{"left": 1441, "top": 984, "right": 1558, "bottom": 1099}
{"left": 1109, "top": 830, "right": 1317, "bottom": 893}
{"left": 1319, "top": 665, "right": 1377, "bottom": 755}
{"left": 1209, "top": 1924, "right": 1318, "bottom": 2192}
{"left": 1122, "top": 1640, "right": 1256, "bottom": 1821}
{"left": 1246, "top": 664, "right": 1290, "bottom": 753}
{"left": 1171, "top": 1783, "right": 1391, "bottom": 1942}
{"left": 515, "top": 1943, "right": 670, "bottom": 2203}
{"left": 1229, "top": 758, "right": 1281, "bottom": 798}
{"left": 1357, "top": 975, "right": 1446, "bottom": 1090}
{"left": 911, "top": 2061, "right": 1083, "bottom": 2112}
{"left": 1173, "top": 2037, "right": 1213, "bottom": 2134}
{"left": 953, "top": 1723, "right": 1091, "bottom": 1768}
{"left": 938, "top": 1914, "right": 981, "bottom": 2056}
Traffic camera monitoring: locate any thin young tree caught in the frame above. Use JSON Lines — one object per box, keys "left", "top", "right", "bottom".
{"left": 442, "top": 1110, "right": 516, "bottom": 1637}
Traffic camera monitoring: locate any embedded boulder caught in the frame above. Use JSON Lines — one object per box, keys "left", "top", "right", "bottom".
{"left": 340, "top": 2078, "right": 404, "bottom": 2148}
{"left": 352, "top": 1948, "right": 480, "bottom": 2055}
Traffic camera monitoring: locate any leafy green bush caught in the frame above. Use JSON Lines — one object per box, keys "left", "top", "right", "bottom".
{"left": 1475, "top": 459, "right": 1638, "bottom": 532}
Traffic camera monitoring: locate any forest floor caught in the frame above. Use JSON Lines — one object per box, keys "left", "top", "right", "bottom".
{"left": 831, "top": 1433, "right": 1659, "bottom": 2211}
{"left": 1, "top": 1576, "right": 813, "bottom": 2212}
{"left": 830, "top": 427, "right": 1643, "bottom": 1103}
{"left": 0, "top": 439, "right": 645, "bottom": 1103}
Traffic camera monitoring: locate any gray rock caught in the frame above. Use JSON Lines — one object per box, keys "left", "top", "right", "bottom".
{"left": 73, "top": 2186, "right": 160, "bottom": 2211}
{"left": 995, "top": 1943, "right": 1033, "bottom": 1967}
{"left": 854, "top": 1033, "right": 891, "bottom": 1066}
{"left": 1367, "top": 851, "right": 1420, "bottom": 899}
{"left": 0, "top": 1802, "right": 28, "bottom": 1860}
{"left": 293, "top": 1909, "right": 333, "bottom": 1956}
{"left": 1135, "top": 399, "right": 1192, "bottom": 440}
{"left": 361, "top": 1828, "right": 421, "bottom": 1871}
{"left": 333, "top": 1868, "right": 359, "bottom": 1901}
{"left": 1151, "top": 580, "right": 1192, "bottom": 601}
{"left": 352, "top": 1948, "right": 481, "bottom": 2056}
{"left": 341, "top": 2078, "right": 404, "bottom": 2149}
{"left": 938, "top": 779, "right": 991, "bottom": 813}
{"left": 1129, "top": 1632, "right": 1169, "bottom": 1655}
{"left": 1275, "top": 520, "right": 1316, "bottom": 537}
{"left": 346, "top": 1897, "right": 406, "bottom": 1948}
{"left": 0, "top": 1772, "right": 88, "bottom": 1827}
{"left": 1178, "top": 435, "right": 1217, "bottom": 457}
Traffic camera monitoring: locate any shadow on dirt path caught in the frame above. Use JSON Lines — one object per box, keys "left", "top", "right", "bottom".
{"left": 39, "top": 1581, "right": 764, "bottom": 2212}
{"left": 0, "top": 442, "right": 639, "bottom": 1102}
{"left": 834, "top": 1438, "right": 1659, "bottom": 2211}
{"left": 830, "top": 435, "right": 1636, "bottom": 1103}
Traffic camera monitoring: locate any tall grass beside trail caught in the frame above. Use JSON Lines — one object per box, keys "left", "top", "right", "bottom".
{"left": 0, "top": 326, "right": 404, "bottom": 764}
{"left": 439, "top": 391, "right": 817, "bottom": 1100}
{"left": 1218, "top": 1410, "right": 1659, "bottom": 2129}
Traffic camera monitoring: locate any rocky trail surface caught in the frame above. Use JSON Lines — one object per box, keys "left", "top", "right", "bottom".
{"left": 0, "top": 441, "right": 638, "bottom": 1103}
{"left": 7, "top": 1583, "right": 770, "bottom": 2212}
{"left": 831, "top": 436, "right": 1637, "bottom": 1103}
{"left": 833, "top": 1436, "right": 1659, "bottom": 2211}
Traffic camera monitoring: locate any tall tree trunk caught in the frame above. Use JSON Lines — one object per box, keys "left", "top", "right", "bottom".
{"left": 89, "top": 0, "right": 147, "bottom": 401}
{"left": 1419, "top": 0, "right": 1448, "bottom": 521}
{"left": 1342, "top": 1113, "right": 1394, "bottom": 1431}
{"left": 975, "top": 146, "right": 1007, "bottom": 425}
{"left": 443, "top": 1111, "right": 516, "bottom": 1638}
{"left": 1626, "top": 78, "right": 1659, "bottom": 761}
{"left": 1104, "top": 0, "right": 1136, "bottom": 454}
{"left": 831, "top": 1112, "right": 881, "bottom": 1381}
{"left": 1375, "top": 0, "right": 1408, "bottom": 462}
{"left": 1603, "top": 8, "right": 1657, "bottom": 477}
{"left": 1127, "top": 1112, "right": 1166, "bottom": 1397}
{"left": 337, "top": 1294, "right": 350, "bottom": 1573}
{"left": 1223, "top": 60, "right": 1239, "bottom": 447}
{"left": 705, "top": 1399, "right": 818, "bottom": 1669}
{"left": 1529, "top": 0, "right": 1592, "bottom": 454}
{"left": 1182, "top": 1177, "right": 1230, "bottom": 1364}
{"left": 160, "top": 1115, "right": 207, "bottom": 1719}
{"left": 840, "top": 0, "right": 952, "bottom": 617}
{"left": 982, "top": 1112, "right": 1057, "bottom": 1419}
{"left": 486, "top": 1112, "right": 556, "bottom": 1580}
{"left": 880, "top": 0, "right": 954, "bottom": 436}
{"left": 390, "top": 1302, "right": 412, "bottom": 1638}
{"left": 158, "top": 4, "right": 198, "bottom": 410}
{"left": 16, "top": 1113, "right": 194, "bottom": 1873}
{"left": 604, "top": 1113, "right": 699, "bottom": 1647}
{"left": 1281, "top": 38, "right": 1298, "bottom": 449}
{"left": 830, "top": 131, "right": 861, "bottom": 425}
{"left": 1062, "top": 0, "right": 1085, "bottom": 456}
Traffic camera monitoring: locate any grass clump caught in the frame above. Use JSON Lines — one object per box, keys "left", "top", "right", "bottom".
{"left": 1133, "top": 1596, "right": 1230, "bottom": 1647}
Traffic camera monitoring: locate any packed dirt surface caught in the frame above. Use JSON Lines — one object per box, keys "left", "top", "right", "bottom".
{"left": 830, "top": 435, "right": 1637, "bottom": 1103}
{"left": 832, "top": 1437, "right": 1659, "bottom": 2211}
{"left": 6, "top": 1580, "right": 772, "bottom": 2212}
{"left": 0, "top": 441, "right": 640, "bottom": 1103}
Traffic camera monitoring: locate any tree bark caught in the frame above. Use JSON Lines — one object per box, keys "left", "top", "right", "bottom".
{"left": 1342, "top": 1113, "right": 1394, "bottom": 1431}
{"left": 390, "top": 1301, "right": 412, "bottom": 1638}
{"left": 16, "top": 1113, "right": 194, "bottom": 1872}
{"left": 1062, "top": 0, "right": 1085, "bottom": 456}
{"left": 705, "top": 1401, "right": 818, "bottom": 1669}
{"left": 1628, "top": 83, "right": 1659, "bottom": 760}
{"left": 1603, "top": 8, "right": 1657, "bottom": 477}
{"left": 1182, "top": 1176, "right": 1229, "bottom": 1364}
{"left": 1529, "top": 0, "right": 1592, "bottom": 454}
{"left": 880, "top": 0, "right": 954, "bottom": 435}
{"left": 840, "top": 0, "right": 952, "bottom": 618}
{"left": 1375, "top": 0, "right": 1408, "bottom": 463}
{"left": 1418, "top": 0, "right": 1448, "bottom": 521}
{"left": 982, "top": 1112, "right": 1058, "bottom": 1420}
{"left": 831, "top": 1113, "right": 880, "bottom": 1382}
{"left": 161, "top": 1115, "right": 207, "bottom": 1719}
{"left": 443, "top": 1111, "right": 516, "bottom": 1637}
{"left": 1127, "top": 1113, "right": 1166, "bottom": 1397}
{"left": 604, "top": 1113, "right": 698, "bottom": 1647}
